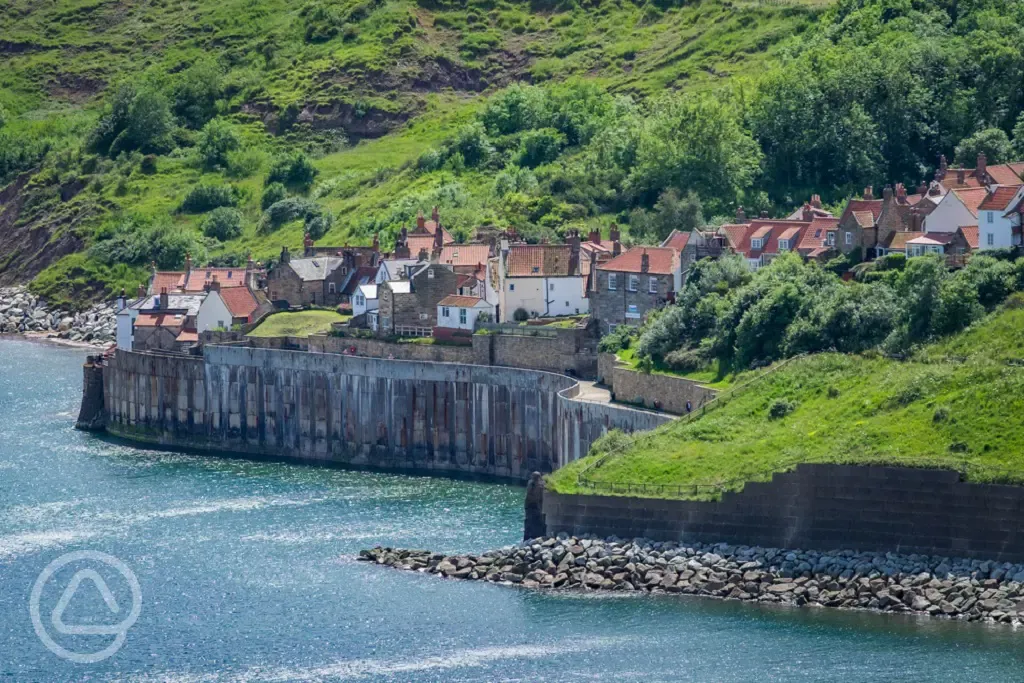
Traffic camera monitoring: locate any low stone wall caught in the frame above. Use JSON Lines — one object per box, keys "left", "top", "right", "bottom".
{"left": 475, "top": 330, "right": 597, "bottom": 378}
{"left": 543, "top": 464, "right": 1024, "bottom": 562}
{"left": 308, "top": 334, "right": 476, "bottom": 364}
{"left": 100, "top": 346, "right": 666, "bottom": 481}
{"left": 602, "top": 360, "right": 716, "bottom": 415}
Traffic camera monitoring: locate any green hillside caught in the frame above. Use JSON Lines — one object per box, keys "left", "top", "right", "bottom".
{"left": 549, "top": 303, "right": 1024, "bottom": 499}
{"left": 2, "top": 0, "right": 1023, "bottom": 307}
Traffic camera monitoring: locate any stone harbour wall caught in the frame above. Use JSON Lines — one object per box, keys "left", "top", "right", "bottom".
{"left": 100, "top": 346, "right": 667, "bottom": 480}
{"left": 543, "top": 464, "right": 1024, "bottom": 563}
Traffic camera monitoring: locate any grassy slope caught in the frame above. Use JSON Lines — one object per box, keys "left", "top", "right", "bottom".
{"left": 549, "top": 306, "right": 1024, "bottom": 499}
{"left": 0, "top": 0, "right": 825, "bottom": 305}
{"left": 247, "top": 309, "right": 349, "bottom": 337}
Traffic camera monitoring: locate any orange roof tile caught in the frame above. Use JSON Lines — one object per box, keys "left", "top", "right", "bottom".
{"left": 151, "top": 271, "right": 185, "bottom": 293}
{"left": 959, "top": 226, "right": 979, "bottom": 249}
{"left": 506, "top": 245, "right": 576, "bottom": 277}
{"left": 218, "top": 287, "right": 259, "bottom": 320}
{"left": 439, "top": 244, "right": 490, "bottom": 268}
{"left": 183, "top": 268, "right": 246, "bottom": 292}
{"left": 951, "top": 187, "right": 989, "bottom": 217}
{"left": 598, "top": 247, "right": 679, "bottom": 276}
{"left": 984, "top": 165, "right": 1024, "bottom": 185}
{"left": 135, "top": 312, "right": 186, "bottom": 327}
{"left": 978, "top": 185, "right": 1022, "bottom": 211}
{"left": 661, "top": 230, "right": 691, "bottom": 251}
{"left": 884, "top": 232, "right": 925, "bottom": 250}
{"left": 438, "top": 295, "right": 486, "bottom": 308}
{"left": 175, "top": 330, "right": 199, "bottom": 343}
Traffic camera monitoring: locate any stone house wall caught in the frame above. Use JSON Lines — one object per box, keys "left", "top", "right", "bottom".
{"left": 590, "top": 269, "right": 673, "bottom": 333}
{"left": 266, "top": 265, "right": 309, "bottom": 306}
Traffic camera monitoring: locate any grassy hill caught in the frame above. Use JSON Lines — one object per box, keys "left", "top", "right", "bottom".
{"left": 0, "top": 0, "right": 825, "bottom": 306}
{"left": 548, "top": 302, "right": 1024, "bottom": 499}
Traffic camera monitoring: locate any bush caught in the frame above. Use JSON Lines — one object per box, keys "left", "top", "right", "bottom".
{"left": 768, "top": 398, "right": 796, "bottom": 420}
{"left": 261, "top": 182, "right": 288, "bottom": 210}
{"left": 140, "top": 154, "right": 158, "bottom": 175}
{"left": 172, "top": 61, "right": 224, "bottom": 129}
{"left": 513, "top": 307, "right": 529, "bottom": 322}
{"left": 516, "top": 128, "right": 565, "bottom": 168}
{"left": 197, "top": 118, "right": 240, "bottom": 169}
{"left": 202, "top": 207, "right": 244, "bottom": 241}
{"left": 598, "top": 325, "right": 635, "bottom": 353}
{"left": 180, "top": 184, "right": 239, "bottom": 213}
{"left": 89, "top": 215, "right": 206, "bottom": 269}
{"left": 225, "top": 147, "right": 266, "bottom": 178}
{"left": 663, "top": 347, "right": 708, "bottom": 373}
{"left": 90, "top": 84, "right": 174, "bottom": 157}
{"left": 267, "top": 151, "right": 318, "bottom": 191}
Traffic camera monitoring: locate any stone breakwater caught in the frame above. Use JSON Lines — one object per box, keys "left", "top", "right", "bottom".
{"left": 0, "top": 286, "right": 116, "bottom": 345}
{"left": 359, "top": 536, "right": 1024, "bottom": 626}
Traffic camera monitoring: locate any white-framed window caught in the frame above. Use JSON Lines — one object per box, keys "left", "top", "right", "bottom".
{"left": 459, "top": 309, "right": 467, "bottom": 325}
{"left": 355, "top": 294, "right": 364, "bottom": 306}
{"left": 778, "top": 239, "right": 789, "bottom": 251}
{"left": 648, "top": 277, "right": 658, "bottom": 293}
{"left": 427, "top": 269, "right": 435, "bottom": 279}
{"left": 419, "top": 313, "right": 429, "bottom": 320}
{"left": 845, "top": 232, "right": 853, "bottom": 245}
{"left": 988, "top": 212, "right": 994, "bottom": 224}
{"left": 608, "top": 273, "right": 617, "bottom": 291}
{"left": 751, "top": 238, "right": 763, "bottom": 249}
{"left": 218, "top": 320, "right": 225, "bottom": 328}
{"left": 988, "top": 233, "right": 995, "bottom": 246}
{"left": 628, "top": 274, "right": 639, "bottom": 292}
{"left": 826, "top": 232, "right": 835, "bottom": 246}
{"left": 442, "top": 306, "right": 450, "bottom": 318}
{"left": 328, "top": 282, "right": 336, "bottom": 293}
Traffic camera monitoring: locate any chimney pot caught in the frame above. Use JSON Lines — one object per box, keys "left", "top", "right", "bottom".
{"left": 978, "top": 152, "right": 988, "bottom": 175}
{"left": 640, "top": 250, "right": 650, "bottom": 273}
{"left": 609, "top": 223, "right": 621, "bottom": 243}
{"left": 863, "top": 186, "right": 874, "bottom": 200}
{"left": 588, "top": 229, "right": 600, "bottom": 245}
{"left": 416, "top": 212, "right": 426, "bottom": 231}
{"left": 137, "top": 283, "right": 146, "bottom": 298}
{"left": 810, "top": 195, "right": 822, "bottom": 209}
{"left": 159, "top": 287, "right": 169, "bottom": 310}
{"left": 736, "top": 205, "right": 747, "bottom": 223}
{"left": 883, "top": 185, "right": 893, "bottom": 201}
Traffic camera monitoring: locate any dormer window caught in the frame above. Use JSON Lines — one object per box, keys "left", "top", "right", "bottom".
{"left": 826, "top": 232, "right": 836, "bottom": 246}
{"left": 751, "top": 238, "right": 763, "bottom": 250}
{"left": 532, "top": 266, "right": 540, "bottom": 273}
{"left": 778, "top": 239, "right": 789, "bottom": 251}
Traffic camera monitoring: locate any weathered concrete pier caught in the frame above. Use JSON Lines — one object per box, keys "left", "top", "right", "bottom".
{"left": 85, "top": 346, "right": 670, "bottom": 480}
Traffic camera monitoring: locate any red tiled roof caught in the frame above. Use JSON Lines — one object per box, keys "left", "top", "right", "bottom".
{"left": 439, "top": 244, "right": 490, "bottom": 268}
{"left": 580, "top": 240, "right": 612, "bottom": 254}
{"left": 959, "top": 226, "right": 979, "bottom": 249}
{"left": 661, "top": 230, "right": 691, "bottom": 251}
{"left": 853, "top": 211, "right": 876, "bottom": 228}
{"left": 719, "top": 224, "right": 750, "bottom": 250}
{"left": 723, "top": 220, "right": 810, "bottom": 259}
{"left": 598, "top": 247, "right": 679, "bottom": 276}
{"left": 218, "top": 287, "right": 259, "bottom": 321}
{"left": 884, "top": 232, "right": 925, "bottom": 250}
{"left": 506, "top": 245, "right": 577, "bottom": 277}
{"left": 984, "top": 165, "right": 1024, "bottom": 185}
{"left": 951, "top": 187, "right": 989, "bottom": 217}
{"left": 841, "top": 199, "right": 883, "bottom": 224}
{"left": 438, "top": 295, "right": 485, "bottom": 307}
{"left": 978, "top": 185, "right": 1022, "bottom": 211}
{"left": 175, "top": 330, "right": 199, "bottom": 343}
{"left": 941, "top": 168, "right": 984, "bottom": 189}
{"left": 796, "top": 217, "right": 839, "bottom": 254}
{"left": 151, "top": 271, "right": 185, "bottom": 293}
{"left": 183, "top": 268, "right": 246, "bottom": 292}
{"left": 135, "top": 312, "right": 186, "bottom": 327}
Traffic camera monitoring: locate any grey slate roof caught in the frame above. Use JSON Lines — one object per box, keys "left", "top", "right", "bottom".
{"left": 287, "top": 257, "right": 344, "bottom": 282}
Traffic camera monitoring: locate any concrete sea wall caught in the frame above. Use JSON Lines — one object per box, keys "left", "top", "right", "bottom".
{"left": 543, "top": 464, "right": 1024, "bottom": 562}
{"left": 101, "top": 347, "right": 670, "bottom": 480}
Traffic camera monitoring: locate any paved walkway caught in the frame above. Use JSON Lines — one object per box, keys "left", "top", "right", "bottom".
{"left": 575, "top": 381, "right": 612, "bottom": 404}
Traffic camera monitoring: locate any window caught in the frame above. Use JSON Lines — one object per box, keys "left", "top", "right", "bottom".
{"left": 509, "top": 283, "right": 515, "bottom": 291}
{"left": 459, "top": 309, "right": 467, "bottom": 325}
{"left": 778, "top": 239, "right": 789, "bottom": 251}
{"left": 608, "top": 273, "right": 617, "bottom": 291}
{"left": 218, "top": 320, "right": 225, "bottom": 329}
{"left": 442, "top": 306, "right": 450, "bottom": 318}
{"left": 328, "top": 282, "right": 336, "bottom": 294}
{"left": 549, "top": 283, "right": 555, "bottom": 291}
{"left": 532, "top": 266, "right": 540, "bottom": 273}
{"left": 427, "top": 269, "right": 434, "bottom": 279}
{"left": 988, "top": 212, "right": 994, "bottom": 224}
{"left": 826, "top": 232, "right": 835, "bottom": 246}
{"left": 355, "top": 294, "right": 364, "bottom": 306}
{"left": 628, "top": 274, "right": 639, "bottom": 292}
{"left": 988, "top": 233, "right": 995, "bottom": 246}
{"left": 845, "top": 232, "right": 853, "bottom": 245}
{"left": 751, "top": 238, "right": 763, "bottom": 249}
{"left": 648, "top": 277, "right": 658, "bottom": 294}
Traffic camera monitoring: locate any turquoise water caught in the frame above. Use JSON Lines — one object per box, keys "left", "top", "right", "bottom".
{"left": 2, "top": 339, "right": 1023, "bottom": 682}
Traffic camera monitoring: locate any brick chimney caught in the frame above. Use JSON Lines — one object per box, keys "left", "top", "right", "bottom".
{"left": 936, "top": 154, "right": 948, "bottom": 180}
{"left": 417, "top": 247, "right": 429, "bottom": 262}
{"left": 416, "top": 211, "right": 426, "bottom": 231}
{"left": 588, "top": 250, "right": 598, "bottom": 292}
{"left": 137, "top": 283, "right": 146, "bottom": 298}
{"left": 609, "top": 223, "right": 621, "bottom": 243}
{"left": 116, "top": 288, "right": 126, "bottom": 312}
{"left": 395, "top": 227, "right": 411, "bottom": 259}
{"left": 159, "top": 287, "right": 169, "bottom": 310}
{"left": 567, "top": 230, "right": 581, "bottom": 275}
{"left": 801, "top": 203, "right": 814, "bottom": 221}
{"left": 431, "top": 205, "right": 440, "bottom": 224}
{"left": 588, "top": 229, "right": 600, "bottom": 245}
{"left": 810, "top": 194, "right": 822, "bottom": 209}
{"left": 640, "top": 249, "right": 650, "bottom": 273}
{"left": 977, "top": 152, "right": 987, "bottom": 178}
{"left": 917, "top": 180, "right": 927, "bottom": 196}
{"left": 895, "top": 183, "right": 907, "bottom": 203}
{"left": 184, "top": 251, "right": 192, "bottom": 275}
{"left": 957, "top": 168, "right": 966, "bottom": 185}
{"left": 863, "top": 186, "right": 874, "bottom": 200}
{"left": 303, "top": 232, "right": 314, "bottom": 256}
{"left": 432, "top": 221, "right": 444, "bottom": 252}
{"left": 280, "top": 246, "right": 290, "bottom": 264}
{"left": 209, "top": 275, "right": 220, "bottom": 293}
{"left": 882, "top": 185, "right": 893, "bottom": 201}
{"left": 736, "top": 205, "right": 747, "bottom": 223}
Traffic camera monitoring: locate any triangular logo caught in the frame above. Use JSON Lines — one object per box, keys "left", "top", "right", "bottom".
{"left": 51, "top": 569, "right": 123, "bottom": 636}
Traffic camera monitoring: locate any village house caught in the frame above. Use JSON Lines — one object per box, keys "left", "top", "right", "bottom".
{"left": 497, "top": 231, "right": 590, "bottom": 321}
{"left": 977, "top": 185, "right": 1024, "bottom": 250}
{"left": 835, "top": 188, "right": 884, "bottom": 257}
{"left": 719, "top": 216, "right": 814, "bottom": 271}
{"left": 404, "top": 207, "right": 454, "bottom": 257}
{"left": 116, "top": 288, "right": 205, "bottom": 352}
{"left": 203, "top": 280, "right": 269, "bottom": 327}
{"left": 435, "top": 295, "right": 495, "bottom": 342}
{"left": 266, "top": 236, "right": 381, "bottom": 308}
{"left": 148, "top": 254, "right": 261, "bottom": 295}
{"left": 923, "top": 186, "right": 988, "bottom": 236}
{"left": 590, "top": 246, "right": 681, "bottom": 333}
{"left": 376, "top": 262, "right": 458, "bottom": 336}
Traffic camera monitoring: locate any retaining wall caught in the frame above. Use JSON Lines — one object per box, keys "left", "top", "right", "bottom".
{"left": 101, "top": 347, "right": 669, "bottom": 480}
{"left": 597, "top": 353, "right": 717, "bottom": 415}
{"left": 543, "top": 464, "right": 1024, "bottom": 562}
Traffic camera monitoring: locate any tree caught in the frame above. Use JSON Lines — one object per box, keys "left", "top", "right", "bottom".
{"left": 448, "top": 122, "right": 493, "bottom": 168}
{"left": 198, "top": 118, "right": 240, "bottom": 169}
{"left": 261, "top": 182, "right": 288, "bottom": 210}
{"left": 516, "top": 128, "right": 565, "bottom": 168}
{"left": 955, "top": 128, "right": 1013, "bottom": 166}
{"left": 172, "top": 61, "right": 224, "bottom": 129}
{"left": 180, "top": 184, "right": 239, "bottom": 213}
{"left": 0, "top": 103, "right": 7, "bottom": 129}
{"left": 897, "top": 255, "right": 946, "bottom": 343}
{"left": 481, "top": 83, "right": 547, "bottom": 136}
{"left": 202, "top": 207, "right": 243, "bottom": 241}
{"left": 1011, "top": 112, "right": 1024, "bottom": 160}
{"left": 267, "top": 151, "right": 318, "bottom": 191}
{"left": 90, "top": 84, "right": 174, "bottom": 157}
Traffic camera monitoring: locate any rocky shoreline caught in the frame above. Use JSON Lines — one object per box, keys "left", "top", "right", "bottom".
{"left": 360, "top": 536, "right": 1024, "bottom": 626}
{"left": 0, "top": 286, "right": 115, "bottom": 346}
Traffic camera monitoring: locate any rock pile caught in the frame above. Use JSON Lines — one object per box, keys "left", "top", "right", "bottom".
{"left": 0, "top": 286, "right": 116, "bottom": 345}
{"left": 360, "top": 535, "right": 1024, "bottom": 625}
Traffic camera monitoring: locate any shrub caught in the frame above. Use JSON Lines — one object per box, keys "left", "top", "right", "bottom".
{"left": 172, "top": 61, "right": 224, "bottom": 129}
{"left": 513, "top": 307, "right": 529, "bottom": 322}
{"left": 598, "top": 325, "right": 634, "bottom": 353}
{"left": 261, "top": 182, "right": 288, "bottom": 210}
{"left": 267, "top": 151, "right": 318, "bottom": 191}
{"left": 663, "top": 347, "right": 708, "bottom": 373}
{"left": 197, "top": 118, "right": 240, "bottom": 169}
{"left": 180, "top": 183, "right": 238, "bottom": 213}
{"left": 140, "top": 154, "right": 158, "bottom": 175}
{"left": 768, "top": 398, "right": 797, "bottom": 420}
{"left": 933, "top": 406, "right": 951, "bottom": 423}
{"left": 89, "top": 215, "right": 206, "bottom": 269}
{"left": 202, "top": 207, "right": 243, "bottom": 241}
{"left": 90, "top": 84, "right": 174, "bottom": 157}
{"left": 417, "top": 148, "right": 443, "bottom": 172}
{"left": 516, "top": 128, "right": 565, "bottom": 168}
{"left": 225, "top": 147, "right": 266, "bottom": 178}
